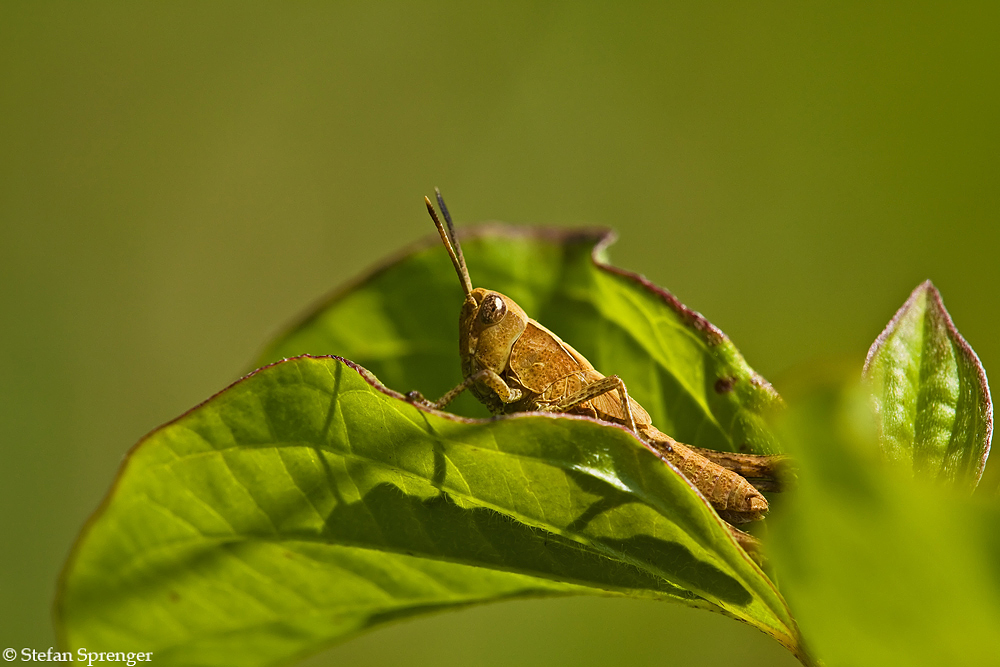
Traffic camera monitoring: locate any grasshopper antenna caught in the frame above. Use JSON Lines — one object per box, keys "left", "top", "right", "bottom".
{"left": 434, "top": 187, "right": 469, "bottom": 282}
{"left": 425, "top": 194, "right": 474, "bottom": 297}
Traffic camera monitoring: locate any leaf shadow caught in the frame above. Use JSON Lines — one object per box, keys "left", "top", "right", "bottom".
{"left": 320, "top": 481, "right": 752, "bottom": 607}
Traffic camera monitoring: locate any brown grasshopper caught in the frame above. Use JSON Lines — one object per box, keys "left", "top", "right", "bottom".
{"left": 408, "top": 190, "right": 787, "bottom": 552}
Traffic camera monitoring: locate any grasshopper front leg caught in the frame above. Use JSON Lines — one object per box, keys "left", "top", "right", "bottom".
{"left": 407, "top": 368, "right": 522, "bottom": 410}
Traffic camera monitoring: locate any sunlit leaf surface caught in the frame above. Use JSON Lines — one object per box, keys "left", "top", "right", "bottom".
{"left": 57, "top": 356, "right": 801, "bottom": 666}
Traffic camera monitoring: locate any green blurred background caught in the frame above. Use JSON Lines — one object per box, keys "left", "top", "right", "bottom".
{"left": 2, "top": 3, "right": 997, "bottom": 665}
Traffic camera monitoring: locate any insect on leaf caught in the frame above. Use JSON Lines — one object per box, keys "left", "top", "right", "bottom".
{"left": 258, "top": 226, "right": 785, "bottom": 456}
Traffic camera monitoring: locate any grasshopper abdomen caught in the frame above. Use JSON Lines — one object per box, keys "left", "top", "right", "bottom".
{"left": 640, "top": 426, "right": 768, "bottom": 523}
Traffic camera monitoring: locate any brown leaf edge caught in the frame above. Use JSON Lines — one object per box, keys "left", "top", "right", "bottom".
{"left": 54, "top": 353, "right": 808, "bottom": 665}
{"left": 862, "top": 279, "right": 994, "bottom": 487}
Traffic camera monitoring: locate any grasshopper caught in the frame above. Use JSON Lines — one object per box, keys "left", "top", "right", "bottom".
{"left": 408, "top": 190, "right": 787, "bottom": 551}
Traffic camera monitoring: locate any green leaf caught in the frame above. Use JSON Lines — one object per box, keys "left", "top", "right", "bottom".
{"left": 258, "top": 226, "right": 784, "bottom": 455}
{"left": 863, "top": 280, "right": 993, "bottom": 489}
{"left": 767, "top": 375, "right": 1000, "bottom": 666}
{"left": 57, "top": 355, "right": 803, "bottom": 666}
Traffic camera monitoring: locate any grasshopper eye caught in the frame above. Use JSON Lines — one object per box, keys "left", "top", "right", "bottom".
{"left": 478, "top": 294, "right": 507, "bottom": 325}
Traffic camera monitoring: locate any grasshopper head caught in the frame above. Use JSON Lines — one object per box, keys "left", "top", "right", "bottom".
{"left": 459, "top": 288, "right": 528, "bottom": 378}
{"left": 425, "top": 192, "right": 528, "bottom": 381}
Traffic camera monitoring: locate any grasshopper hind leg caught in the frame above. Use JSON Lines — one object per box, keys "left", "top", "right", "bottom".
{"left": 539, "top": 374, "right": 638, "bottom": 433}
{"left": 687, "top": 446, "right": 795, "bottom": 493}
